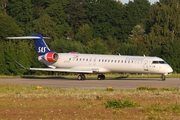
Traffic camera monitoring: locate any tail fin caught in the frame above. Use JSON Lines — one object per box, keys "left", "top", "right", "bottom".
{"left": 7, "top": 34, "right": 52, "bottom": 56}
{"left": 31, "top": 34, "right": 51, "bottom": 55}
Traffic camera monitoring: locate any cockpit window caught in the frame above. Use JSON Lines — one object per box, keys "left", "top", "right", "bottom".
{"left": 152, "top": 61, "right": 159, "bottom": 64}
{"left": 152, "top": 61, "right": 167, "bottom": 64}
{"left": 159, "top": 61, "right": 166, "bottom": 64}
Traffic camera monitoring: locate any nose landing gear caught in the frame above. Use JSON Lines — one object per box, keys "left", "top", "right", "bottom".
{"left": 97, "top": 74, "right": 105, "bottom": 80}
{"left": 161, "top": 74, "right": 166, "bottom": 81}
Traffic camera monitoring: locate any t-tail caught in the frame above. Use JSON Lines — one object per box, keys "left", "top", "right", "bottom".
{"left": 6, "top": 34, "right": 59, "bottom": 62}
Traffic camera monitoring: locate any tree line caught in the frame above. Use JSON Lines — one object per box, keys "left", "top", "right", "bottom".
{"left": 0, "top": 0, "right": 180, "bottom": 75}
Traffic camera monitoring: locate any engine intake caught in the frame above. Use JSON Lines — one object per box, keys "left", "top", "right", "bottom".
{"left": 44, "top": 52, "right": 59, "bottom": 62}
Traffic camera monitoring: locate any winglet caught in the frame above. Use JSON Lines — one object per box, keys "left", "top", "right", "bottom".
{"left": 14, "top": 61, "right": 28, "bottom": 69}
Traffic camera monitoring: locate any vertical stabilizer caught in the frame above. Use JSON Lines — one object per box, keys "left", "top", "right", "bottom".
{"left": 31, "top": 34, "right": 51, "bottom": 55}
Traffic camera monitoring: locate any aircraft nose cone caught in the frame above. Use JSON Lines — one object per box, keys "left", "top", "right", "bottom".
{"left": 168, "top": 67, "right": 173, "bottom": 73}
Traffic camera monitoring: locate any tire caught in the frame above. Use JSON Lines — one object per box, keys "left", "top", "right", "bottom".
{"left": 161, "top": 75, "right": 166, "bottom": 81}
{"left": 78, "top": 74, "right": 86, "bottom": 80}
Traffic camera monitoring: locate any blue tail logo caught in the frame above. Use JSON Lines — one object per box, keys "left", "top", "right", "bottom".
{"left": 31, "top": 34, "right": 51, "bottom": 56}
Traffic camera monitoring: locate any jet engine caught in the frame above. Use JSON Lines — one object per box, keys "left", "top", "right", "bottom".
{"left": 44, "top": 52, "right": 59, "bottom": 62}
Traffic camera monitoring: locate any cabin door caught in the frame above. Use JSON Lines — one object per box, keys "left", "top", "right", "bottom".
{"left": 143, "top": 60, "right": 148, "bottom": 71}
{"left": 88, "top": 57, "right": 92, "bottom": 65}
{"left": 93, "top": 58, "right": 96, "bottom": 66}
{"left": 88, "top": 58, "right": 96, "bottom": 66}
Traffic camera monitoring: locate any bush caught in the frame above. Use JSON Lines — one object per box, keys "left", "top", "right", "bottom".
{"left": 136, "top": 86, "right": 179, "bottom": 91}
{"left": 105, "top": 99, "right": 136, "bottom": 108}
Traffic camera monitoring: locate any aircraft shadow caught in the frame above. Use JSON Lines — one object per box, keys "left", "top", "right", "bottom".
{"left": 21, "top": 76, "right": 66, "bottom": 80}
{"left": 109, "top": 77, "right": 162, "bottom": 81}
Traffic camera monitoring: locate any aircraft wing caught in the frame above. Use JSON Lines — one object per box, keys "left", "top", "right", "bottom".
{"left": 14, "top": 61, "right": 94, "bottom": 73}
{"left": 29, "top": 68, "right": 94, "bottom": 73}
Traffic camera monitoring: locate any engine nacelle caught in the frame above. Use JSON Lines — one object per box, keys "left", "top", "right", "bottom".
{"left": 44, "top": 52, "right": 59, "bottom": 62}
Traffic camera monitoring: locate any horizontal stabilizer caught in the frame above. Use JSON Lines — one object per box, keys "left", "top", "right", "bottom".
{"left": 6, "top": 36, "right": 50, "bottom": 39}
{"left": 7, "top": 34, "right": 51, "bottom": 55}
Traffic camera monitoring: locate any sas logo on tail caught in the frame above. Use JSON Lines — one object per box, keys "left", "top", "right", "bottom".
{"left": 38, "top": 47, "right": 46, "bottom": 53}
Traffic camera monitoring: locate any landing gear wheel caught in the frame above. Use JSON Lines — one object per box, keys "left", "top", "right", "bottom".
{"left": 78, "top": 74, "right": 86, "bottom": 80}
{"left": 161, "top": 74, "right": 166, "bottom": 81}
{"left": 97, "top": 74, "right": 105, "bottom": 80}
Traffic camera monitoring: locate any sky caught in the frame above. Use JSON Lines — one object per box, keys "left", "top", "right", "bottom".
{"left": 120, "top": 0, "right": 159, "bottom": 4}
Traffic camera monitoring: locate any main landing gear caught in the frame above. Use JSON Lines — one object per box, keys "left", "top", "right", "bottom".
{"left": 161, "top": 74, "right": 166, "bottom": 81}
{"left": 78, "top": 74, "right": 86, "bottom": 80}
{"left": 77, "top": 74, "right": 106, "bottom": 80}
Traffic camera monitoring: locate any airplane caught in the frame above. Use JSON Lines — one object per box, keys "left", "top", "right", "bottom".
{"left": 7, "top": 33, "right": 173, "bottom": 81}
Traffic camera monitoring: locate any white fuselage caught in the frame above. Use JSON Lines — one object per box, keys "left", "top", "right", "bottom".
{"left": 38, "top": 53, "right": 173, "bottom": 75}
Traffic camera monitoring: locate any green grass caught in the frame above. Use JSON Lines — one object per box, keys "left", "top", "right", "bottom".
{"left": 0, "top": 84, "right": 180, "bottom": 119}
{"left": 136, "top": 86, "right": 179, "bottom": 91}
{"left": 105, "top": 99, "right": 137, "bottom": 108}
